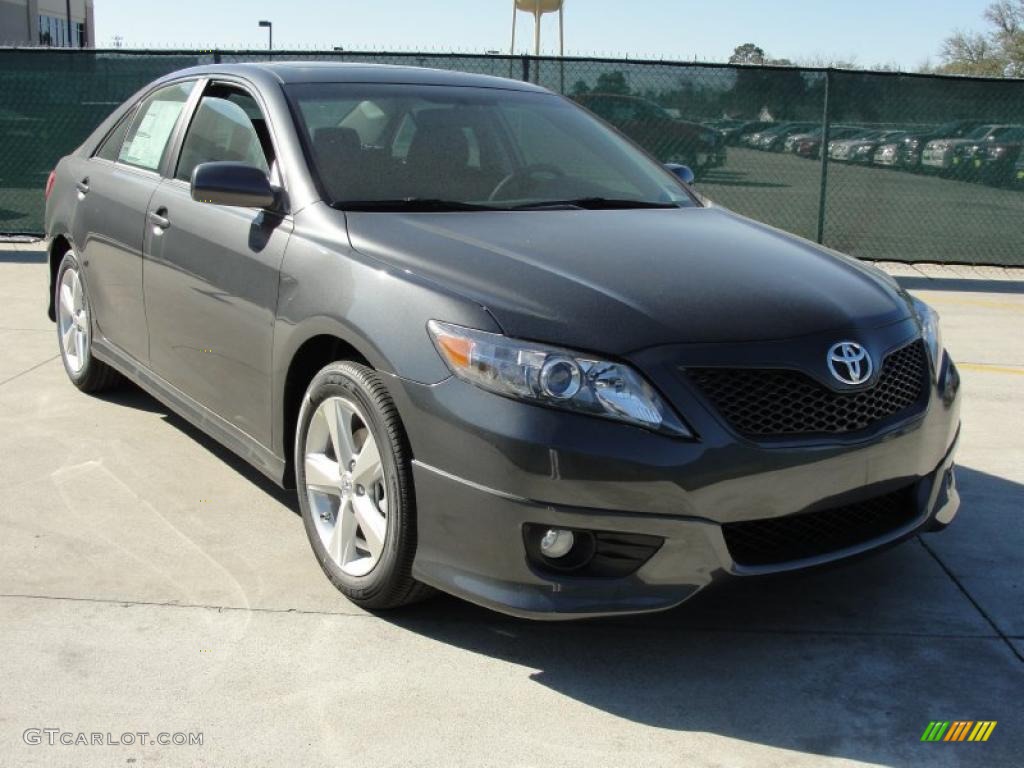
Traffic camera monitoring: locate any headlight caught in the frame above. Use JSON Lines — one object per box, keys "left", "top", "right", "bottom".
{"left": 912, "top": 298, "right": 943, "bottom": 381}
{"left": 428, "top": 321, "right": 691, "bottom": 436}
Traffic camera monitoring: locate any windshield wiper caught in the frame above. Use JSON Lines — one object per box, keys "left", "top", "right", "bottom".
{"left": 508, "top": 197, "right": 681, "bottom": 211}
{"left": 335, "top": 198, "right": 499, "bottom": 212}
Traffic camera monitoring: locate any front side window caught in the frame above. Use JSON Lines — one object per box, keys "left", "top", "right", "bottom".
{"left": 175, "top": 89, "right": 272, "bottom": 182}
{"left": 287, "top": 83, "right": 694, "bottom": 210}
{"left": 119, "top": 82, "right": 195, "bottom": 172}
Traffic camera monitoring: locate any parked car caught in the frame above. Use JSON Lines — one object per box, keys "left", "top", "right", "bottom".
{"left": 739, "top": 125, "right": 778, "bottom": 147}
{"left": 732, "top": 121, "right": 776, "bottom": 146}
{"left": 896, "top": 120, "right": 983, "bottom": 170}
{"left": 831, "top": 130, "right": 907, "bottom": 164}
{"left": 757, "top": 122, "right": 818, "bottom": 152}
{"left": 791, "top": 126, "right": 862, "bottom": 159}
{"left": 972, "top": 125, "right": 1024, "bottom": 186}
{"left": 922, "top": 125, "right": 1016, "bottom": 174}
{"left": 951, "top": 125, "right": 1024, "bottom": 180}
{"left": 873, "top": 142, "right": 900, "bottom": 168}
{"left": 43, "top": 63, "right": 961, "bottom": 619}
{"left": 1013, "top": 154, "right": 1024, "bottom": 188}
{"left": 574, "top": 93, "right": 726, "bottom": 175}
{"left": 712, "top": 119, "right": 772, "bottom": 145}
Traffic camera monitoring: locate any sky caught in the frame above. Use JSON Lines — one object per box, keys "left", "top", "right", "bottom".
{"left": 94, "top": 0, "right": 995, "bottom": 70}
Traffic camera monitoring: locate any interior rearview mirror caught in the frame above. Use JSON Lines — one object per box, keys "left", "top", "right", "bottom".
{"left": 191, "top": 161, "right": 276, "bottom": 209}
{"left": 664, "top": 163, "right": 695, "bottom": 185}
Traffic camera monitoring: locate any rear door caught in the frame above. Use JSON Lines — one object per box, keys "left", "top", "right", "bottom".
{"left": 71, "top": 80, "right": 196, "bottom": 363}
{"left": 143, "top": 81, "right": 291, "bottom": 448}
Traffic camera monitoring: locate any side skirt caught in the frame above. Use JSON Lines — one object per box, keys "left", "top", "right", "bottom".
{"left": 93, "top": 338, "right": 287, "bottom": 486}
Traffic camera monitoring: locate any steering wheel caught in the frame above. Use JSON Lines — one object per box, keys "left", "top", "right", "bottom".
{"left": 489, "top": 163, "right": 567, "bottom": 202}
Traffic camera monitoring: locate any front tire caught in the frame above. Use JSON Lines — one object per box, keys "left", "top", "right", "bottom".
{"left": 295, "top": 361, "right": 429, "bottom": 610}
{"left": 55, "top": 250, "right": 119, "bottom": 392}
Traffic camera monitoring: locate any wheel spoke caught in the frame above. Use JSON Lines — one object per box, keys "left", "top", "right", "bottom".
{"left": 62, "top": 324, "right": 75, "bottom": 356}
{"left": 60, "top": 284, "right": 74, "bottom": 316}
{"left": 352, "top": 494, "right": 386, "bottom": 560}
{"left": 71, "top": 273, "right": 83, "bottom": 312}
{"left": 328, "top": 497, "right": 358, "bottom": 565}
{"left": 351, "top": 433, "right": 382, "bottom": 488}
{"left": 327, "top": 399, "right": 358, "bottom": 466}
{"left": 305, "top": 452, "right": 340, "bottom": 494}
{"left": 74, "top": 329, "right": 86, "bottom": 364}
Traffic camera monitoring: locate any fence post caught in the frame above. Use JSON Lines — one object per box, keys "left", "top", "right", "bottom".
{"left": 521, "top": 54, "right": 530, "bottom": 83}
{"left": 816, "top": 68, "right": 832, "bottom": 245}
{"left": 213, "top": 49, "right": 221, "bottom": 64}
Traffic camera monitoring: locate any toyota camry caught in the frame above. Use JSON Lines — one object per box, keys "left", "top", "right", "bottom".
{"left": 43, "top": 63, "right": 961, "bottom": 619}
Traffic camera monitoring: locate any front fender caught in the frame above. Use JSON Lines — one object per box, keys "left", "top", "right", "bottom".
{"left": 271, "top": 215, "right": 499, "bottom": 460}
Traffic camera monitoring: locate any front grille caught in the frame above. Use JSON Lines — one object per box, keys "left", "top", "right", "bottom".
{"left": 722, "top": 484, "right": 919, "bottom": 567}
{"left": 686, "top": 340, "right": 928, "bottom": 438}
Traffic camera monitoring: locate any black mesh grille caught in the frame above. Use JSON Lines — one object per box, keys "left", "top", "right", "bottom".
{"left": 722, "top": 485, "right": 919, "bottom": 567}
{"left": 686, "top": 340, "right": 928, "bottom": 438}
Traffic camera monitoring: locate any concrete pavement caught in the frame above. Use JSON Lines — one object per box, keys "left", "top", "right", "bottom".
{"left": 0, "top": 241, "right": 1021, "bottom": 767}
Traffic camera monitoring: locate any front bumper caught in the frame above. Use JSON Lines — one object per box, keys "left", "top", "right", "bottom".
{"left": 387, "top": 323, "right": 962, "bottom": 620}
{"left": 922, "top": 148, "right": 953, "bottom": 169}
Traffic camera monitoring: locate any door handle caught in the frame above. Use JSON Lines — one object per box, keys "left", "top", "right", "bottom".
{"left": 75, "top": 178, "right": 89, "bottom": 195}
{"left": 148, "top": 209, "right": 170, "bottom": 230}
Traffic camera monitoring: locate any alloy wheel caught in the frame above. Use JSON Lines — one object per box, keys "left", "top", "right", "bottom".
{"left": 57, "top": 263, "right": 88, "bottom": 374}
{"left": 304, "top": 395, "right": 388, "bottom": 577}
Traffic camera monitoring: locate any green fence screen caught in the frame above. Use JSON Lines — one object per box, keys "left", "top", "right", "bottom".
{"left": 2, "top": 49, "right": 1023, "bottom": 265}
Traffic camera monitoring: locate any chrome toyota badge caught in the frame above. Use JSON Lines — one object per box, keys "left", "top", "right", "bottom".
{"left": 827, "top": 342, "right": 872, "bottom": 385}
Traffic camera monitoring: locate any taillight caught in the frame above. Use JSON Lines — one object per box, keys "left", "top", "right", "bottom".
{"left": 44, "top": 170, "right": 56, "bottom": 201}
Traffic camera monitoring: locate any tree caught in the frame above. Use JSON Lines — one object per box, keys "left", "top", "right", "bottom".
{"left": 729, "top": 43, "right": 766, "bottom": 65}
{"left": 594, "top": 71, "right": 629, "bottom": 95}
{"left": 939, "top": 1, "right": 1024, "bottom": 76}
{"left": 570, "top": 80, "right": 590, "bottom": 97}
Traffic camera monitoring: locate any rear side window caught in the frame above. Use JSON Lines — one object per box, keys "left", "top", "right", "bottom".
{"left": 118, "top": 81, "right": 195, "bottom": 172}
{"left": 175, "top": 91, "right": 271, "bottom": 182}
{"left": 94, "top": 110, "right": 134, "bottom": 162}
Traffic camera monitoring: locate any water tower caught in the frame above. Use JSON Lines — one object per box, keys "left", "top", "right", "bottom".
{"left": 510, "top": 0, "right": 565, "bottom": 56}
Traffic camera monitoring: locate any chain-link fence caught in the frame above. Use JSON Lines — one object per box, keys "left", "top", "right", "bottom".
{"left": 2, "top": 48, "right": 1023, "bottom": 265}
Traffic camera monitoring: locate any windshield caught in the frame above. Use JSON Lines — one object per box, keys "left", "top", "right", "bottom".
{"left": 965, "top": 125, "right": 995, "bottom": 139}
{"left": 286, "top": 83, "right": 696, "bottom": 211}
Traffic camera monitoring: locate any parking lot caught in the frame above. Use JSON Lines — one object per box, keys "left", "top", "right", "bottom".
{"left": 1, "top": 241, "right": 1022, "bottom": 767}
{"left": 698, "top": 148, "right": 1024, "bottom": 265}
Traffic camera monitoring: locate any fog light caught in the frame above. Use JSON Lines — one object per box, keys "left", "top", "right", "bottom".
{"left": 539, "top": 528, "right": 575, "bottom": 559}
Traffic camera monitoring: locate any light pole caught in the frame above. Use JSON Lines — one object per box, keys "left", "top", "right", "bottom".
{"left": 258, "top": 20, "right": 273, "bottom": 51}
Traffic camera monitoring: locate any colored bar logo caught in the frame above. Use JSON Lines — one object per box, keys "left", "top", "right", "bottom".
{"left": 921, "top": 721, "right": 997, "bottom": 742}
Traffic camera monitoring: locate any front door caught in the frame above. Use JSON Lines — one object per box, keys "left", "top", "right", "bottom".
{"left": 143, "top": 83, "right": 291, "bottom": 448}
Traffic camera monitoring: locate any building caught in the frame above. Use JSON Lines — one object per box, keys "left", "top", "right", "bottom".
{"left": 0, "top": 0, "right": 95, "bottom": 47}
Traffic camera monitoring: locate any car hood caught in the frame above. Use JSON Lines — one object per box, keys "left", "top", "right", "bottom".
{"left": 345, "top": 206, "right": 911, "bottom": 354}
{"left": 930, "top": 137, "right": 979, "bottom": 149}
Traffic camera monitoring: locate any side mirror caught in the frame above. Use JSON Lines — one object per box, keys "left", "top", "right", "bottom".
{"left": 191, "top": 161, "right": 275, "bottom": 208}
{"left": 665, "top": 163, "right": 695, "bottom": 185}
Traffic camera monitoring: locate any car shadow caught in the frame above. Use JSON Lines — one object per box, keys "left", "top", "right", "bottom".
{"left": 697, "top": 170, "right": 790, "bottom": 189}
{"left": 0, "top": 245, "right": 46, "bottom": 264}
{"left": 380, "top": 465, "right": 1023, "bottom": 764}
{"left": 894, "top": 275, "right": 1024, "bottom": 295}
{"left": 92, "top": 382, "right": 296, "bottom": 509}
{"left": 85, "top": 380, "right": 1024, "bottom": 761}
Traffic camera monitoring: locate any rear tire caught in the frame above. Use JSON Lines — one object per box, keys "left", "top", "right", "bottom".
{"left": 55, "top": 250, "right": 119, "bottom": 393}
{"left": 295, "top": 361, "right": 431, "bottom": 610}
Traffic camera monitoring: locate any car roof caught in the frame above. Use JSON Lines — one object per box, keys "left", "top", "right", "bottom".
{"left": 157, "top": 61, "right": 548, "bottom": 93}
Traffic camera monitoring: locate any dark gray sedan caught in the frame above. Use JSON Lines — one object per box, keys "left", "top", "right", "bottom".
{"left": 44, "top": 63, "right": 961, "bottom": 619}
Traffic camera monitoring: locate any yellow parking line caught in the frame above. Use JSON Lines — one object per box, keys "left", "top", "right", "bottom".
{"left": 958, "top": 363, "right": 1024, "bottom": 376}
